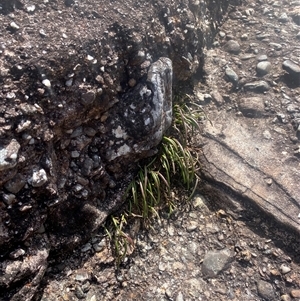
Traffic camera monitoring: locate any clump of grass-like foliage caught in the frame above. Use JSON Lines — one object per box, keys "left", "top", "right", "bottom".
{"left": 105, "top": 94, "right": 204, "bottom": 265}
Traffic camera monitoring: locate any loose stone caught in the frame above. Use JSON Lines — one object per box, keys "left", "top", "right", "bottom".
{"left": 280, "top": 294, "right": 291, "bottom": 301}
{"left": 65, "top": 78, "right": 73, "bottom": 86}
{"left": 9, "top": 248, "right": 25, "bottom": 259}
{"left": 224, "top": 40, "right": 241, "bottom": 54}
{"left": 75, "top": 286, "right": 85, "bottom": 299}
{"left": 225, "top": 67, "right": 239, "bottom": 85}
{"left": 282, "top": 60, "right": 300, "bottom": 78}
{"left": 211, "top": 90, "right": 224, "bottom": 106}
{"left": 186, "top": 221, "right": 198, "bottom": 232}
{"left": 280, "top": 264, "right": 291, "bottom": 274}
{"left": 291, "top": 8, "right": 300, "bottom": 25}
{"left": 39, "top": 29, "right": 47, "bottom": 37}
{"left": 240, "top": 33, "right": 248, "bottom": 40}
{"left": 175, "top": 291, "right": 184, "bottom": 301}
{"left": 238, "top": 97, "right": 265, "bottom": 117}
{"left": 256, "top": 33, "right": 270, "bottom": 40}
{"left": 257, "top": 54, "right": 268, "bottom": 61}
{"left": 25, "top": 4, "right": 36, "bottom": 12}
{"left": 84, "top": 127, "right": 96, "bottom": 137}
{"left": 256, "top": 61, "right": 271, "bottom": 75}
{"left": 219, "top": 31, "right": 226, "bottom": 38}
{"left": 71, "top": 151, "right": 80, "bottom": 158}
{"left": 278, "top": 12, "right": 288, "bottom": 23}
{"left": 201, "top": 248, "right": 234, "bottom": 277}
{"left": 75, "top": 270, "right": 90, "bottom": 282}
{"left": 244, "top": 81, "right": 270, "bottom": 92}
{"left": 4, "top": 174, "right": 26, "bottom": 194}
{"left": 0, "top": 139, "right": 20, "bottom": 171}
{"left": 81, "top": 91, "right": 95, "bottom": 106}
{"left": 240, "top": 54, "right": 255, "bottom": 60}
{"left": 291, "top": 290, "right": 300, "bottom": 298}
{"left": 257, "top": 280, "right": 276, "bottom": 300}
{"left": 2, "top": 193, "right": 16, "bottom": 205}
{"left": 269, "top": 42, "right": 282, "bottom": 50}
{"left": 31, "top": 168, "right": 48, "bottom": 187}
{"left": 128, "top": 78, "right": 136, "bottom": 87}
{"left": 42, "top": 79, "right": 51, "bottom": 87}
{"left": 9, "top": 22, "right": 20, "bottom": 30}
{"left": 70, "top": 126, "right": 83, "bottom": 138}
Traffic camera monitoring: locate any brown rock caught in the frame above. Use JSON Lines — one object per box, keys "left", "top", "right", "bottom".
{"left": 238, "top": 97, "right": 265, "bottom": 117}
{"left": 291, "top": 289, "right": 300, "bottom": 298}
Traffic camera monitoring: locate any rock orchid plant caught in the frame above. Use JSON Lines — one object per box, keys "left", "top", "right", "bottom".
{"left": 105, "top": 93, "right": 205, "bottom": 265}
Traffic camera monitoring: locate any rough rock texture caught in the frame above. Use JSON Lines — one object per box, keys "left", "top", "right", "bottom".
{"left": 32, "top": 0, "right": 300, "bottom": 300}
{"left": 0, "top": 0, "right": 240, "bottom": 299}
{"left": 197, "top": 0, "right": 300, "bottom": 252}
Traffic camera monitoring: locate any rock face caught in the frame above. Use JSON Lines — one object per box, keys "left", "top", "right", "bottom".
{"left": 197, "top": 0, "right": 300, "bottom": 252}
{"left": 0, "top": 0, "right": 240, "bottom": 299}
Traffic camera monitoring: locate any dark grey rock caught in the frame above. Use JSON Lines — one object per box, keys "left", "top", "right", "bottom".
{"left": 256, "top": 61, "right": 271, "bottom": 75}
{"left": 256, "top": 33, "right": 270, "bottom": 40}
{"left": 278, "top": 12, "right": 288, "bottom": 22}
{"left": 201, "top": 248, "right": 234, "bottom": 277}
{"left": 81, "top": 158, "right": 94, "bottom": 176}
{"left": 4, "top": 173, "right": 26, "bottom": 194}
{"left": 224, "top": 40, "right": 241, "bottom": 54}
{"left": 225, "top": 67, "right": 239, "bottom": 85}
{"left": 269, "top": 42, "right": 282, "bottom": 50}
{"left": 75, "top": 286, "right": 86, "bottom": 299}
{"left": 257, "top": 54, "right": 268, "bottom": 61}
{"left": 257, "top": 280, "right": 276, "bottom": 301}
{"left": 211, "top": 90, "right": 225, "bottom": 106}
{"left": 0, "top": 0, "right": 250, "bottom": 299}
{"left": 81, "top": 91, "right": 96, "bottom": 106}
{"left": 0, "top": 235, "right": 49, "bottom": 298}
{"left": 71, "top": 126, "right": 83, "bottom": 138}
{"left": 238, "top": 97, "right": 265, "bottom": 117}
{"left": 244, "top": 81, "right": 270, "bottom": 92}
{"left": 240, "top": 54, "right": 256, "bottom": 60}
{"left": 283, "top": 60, "right": 300, "bottom": 79}
{"left": 9, "top": 248, "right": 26, "bottom": 259}
{"left": 291, "top": 8, "right": 300, "bottom": 25}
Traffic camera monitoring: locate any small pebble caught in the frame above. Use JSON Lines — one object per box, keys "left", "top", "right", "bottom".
{"left": 281, "top": 294, "right": 291, "bottom": 301}
{"left": 224, "top": 40, "right": 241, "bottom": 54}
{"left": 39, "top": 29, "right": 47, "bottom": 37}
{"left": 278, "top": 12, "right": 288, "bottom": 23}
{"left": 257, "top": 280, "right": 276, "bottom": 300}
{"left": 256, "top": 61, "right": 271, "bottom": 75}
{"left": 31, "top": 169, "right": 48, "bottom": 187}
{"left": 25, "top": 4, "right": 36, "bottom": 12}
{"left": 283, "top": 60, "right": 300, "bottom": 77}
{"left": 225, "top": 67, "right": 239, "bottom": 85}
{"left": 291, "top": 290, "right": 300, "bottom": 298}
{"left": 219, "top": 31, "right": 226, "bottom": 38}
{"left": 42, "top": 79, "right": 51, "bottom": 87}
{"left": 90, "top": 295, "right": 97, "bottom": 301}
{"left": 244, "top": 81, "right": 270, "bottom": 92}
{"left": 257, "top": 54, "right": 268, "bottom": 61}
{"left": 240, "top": 33, "right": 248, "bottom": 40}
{"left": 280, "top": 264, "right": 291, "bottom": 274}
{"left": 71, "top": 151, "right": 80, "bottom": 158}
{"left": 186, "top": 221, "right": 198, "bottom": 232}
{"left": 10, "top": 22, "right": 20, "bottom": 30}
{"left": 176, "top": 291, "right": 184, "bottom": 301}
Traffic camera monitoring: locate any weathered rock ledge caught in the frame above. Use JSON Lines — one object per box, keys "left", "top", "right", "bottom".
{"left": 0, "top": 0, "right": 240, "bottom": 299}
{"left": 196, "top": 0, "right": 300, "bottom": 255}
